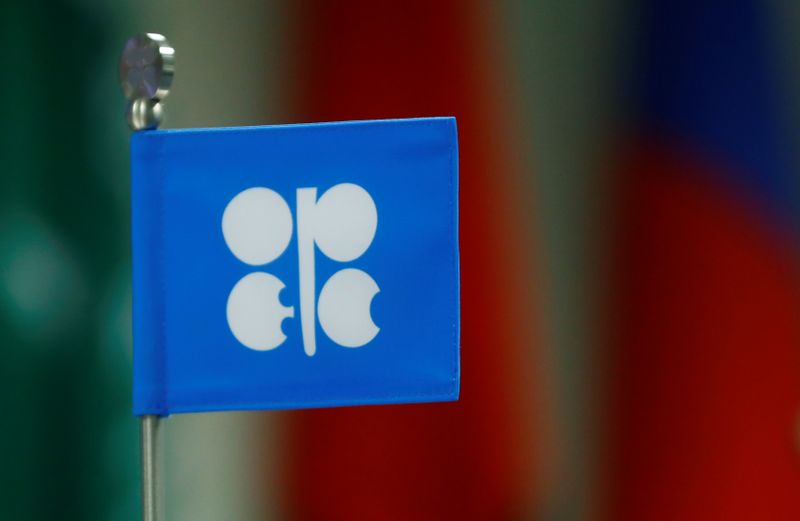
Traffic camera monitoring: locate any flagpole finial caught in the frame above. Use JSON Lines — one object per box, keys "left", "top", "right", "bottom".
{"left": 120, "top": 33, "right": 175, "bottom": 130}
{"left": 126, "top": 98, "right": 164, "bottom": 131}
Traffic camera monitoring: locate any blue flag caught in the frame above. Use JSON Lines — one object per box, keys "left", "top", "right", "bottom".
{"left": 131, "top": 117, "right": 460, "bottom": 415}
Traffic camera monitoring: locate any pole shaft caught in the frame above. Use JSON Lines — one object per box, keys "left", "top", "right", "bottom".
{"left": 140, "top": 415, "right": 160, "bottom": 521}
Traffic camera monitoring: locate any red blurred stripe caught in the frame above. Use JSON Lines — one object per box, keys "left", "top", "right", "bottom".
{"left": 278, "top": 1, "right": 539, "bottom": 520}
{"left": 607, "top": 141, "right": 800, "bottom": 520}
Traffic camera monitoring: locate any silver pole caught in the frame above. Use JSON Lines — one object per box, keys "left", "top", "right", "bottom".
{"left": 140, "top": 415, "right": 161, "bottom": 521}
{"left": 120, "top": 32, "right": 175, "bottom": 521}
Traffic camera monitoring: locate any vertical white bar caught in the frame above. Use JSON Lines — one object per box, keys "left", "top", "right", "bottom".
{"left": 296, "top": 187, "right": 317, "bottom": 356}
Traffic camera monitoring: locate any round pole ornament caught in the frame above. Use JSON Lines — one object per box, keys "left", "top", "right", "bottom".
{"left": 119, "top": 33, "right": 175, "bottom": 101}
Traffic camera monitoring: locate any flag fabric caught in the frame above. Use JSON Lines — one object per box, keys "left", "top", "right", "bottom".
{"left": 609, "top": 2, "right": 800, "bottom": 519}
{"left": 281, "top": 2, "right": 539, "bottom": 520}
{"left": 131, "top": 118, "right": 460, "bottom": 416}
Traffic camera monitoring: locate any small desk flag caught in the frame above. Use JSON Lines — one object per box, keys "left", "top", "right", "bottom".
{"left": 131, "top": 117, "right": 460, "bottom": 415}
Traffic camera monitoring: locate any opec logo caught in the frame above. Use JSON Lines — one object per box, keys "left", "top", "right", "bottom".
{"left": 222, "top": 183, "right": 380, "bottom": 356}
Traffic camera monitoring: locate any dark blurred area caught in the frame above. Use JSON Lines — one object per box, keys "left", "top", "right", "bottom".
{"left": 0, "top": 1, "right": 798, "bottom": 520}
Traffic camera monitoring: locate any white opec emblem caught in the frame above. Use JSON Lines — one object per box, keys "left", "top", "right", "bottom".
{"left": 222, "top": 183, "right": 380, "bottom": 356}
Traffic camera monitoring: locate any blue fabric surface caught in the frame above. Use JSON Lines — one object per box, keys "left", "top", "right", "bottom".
{"left": 131, "top": 117, "right": 460, "bottom": 416}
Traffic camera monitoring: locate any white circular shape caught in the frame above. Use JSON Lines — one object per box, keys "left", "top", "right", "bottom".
{"left": 317, "top": 268, "right": 380, "bottom": 348}
{"left": 313, "top": 183, "right": 377, "bottom": 262}
{"left": 222, "top": 187, "right": 292, "bottom": 266}
{"left": 226, "top": 272, "right": 294, "bottom": 351}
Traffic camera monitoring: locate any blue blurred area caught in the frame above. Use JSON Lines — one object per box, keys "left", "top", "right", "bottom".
{"left": 639, "top": 0, "right": 798, "bottom": 226}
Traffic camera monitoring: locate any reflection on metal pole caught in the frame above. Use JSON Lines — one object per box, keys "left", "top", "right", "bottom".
{"left": 140, "top": 415, "right": 160, "bottom": 521}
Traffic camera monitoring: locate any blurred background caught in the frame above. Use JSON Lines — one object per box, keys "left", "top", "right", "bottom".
{"left": 1, "top": 1, "right": 798, "bottom": 520}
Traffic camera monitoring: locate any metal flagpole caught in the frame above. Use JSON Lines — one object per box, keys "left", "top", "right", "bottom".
{"left": 140, "top": 415, "right": 160, "bottom": 521}
{"left": 119, "top": 32, "right": 175, "bottom": 521}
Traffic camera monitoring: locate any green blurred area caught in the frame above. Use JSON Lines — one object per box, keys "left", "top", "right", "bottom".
{"left": 0, "top": 2, "right": 282, "bottom": 519}
{"left": 0, "top": 2, "right": 137, "bottom": 520}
